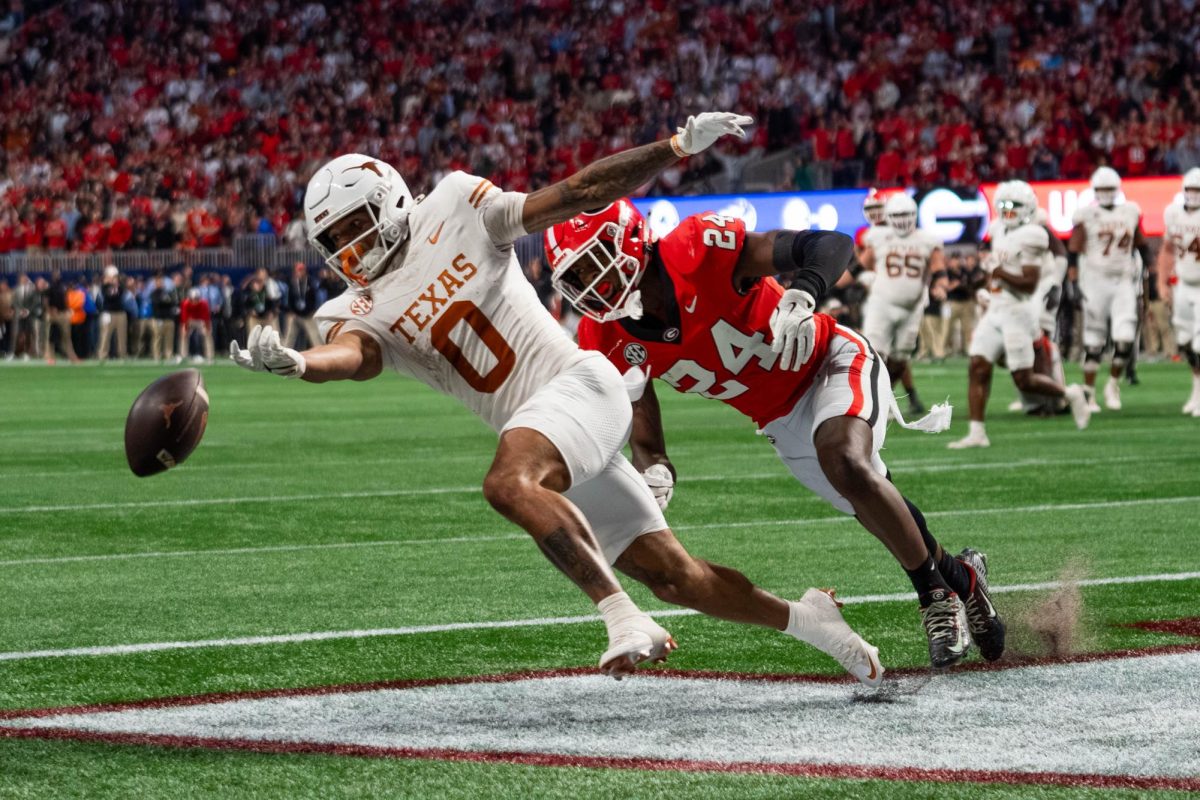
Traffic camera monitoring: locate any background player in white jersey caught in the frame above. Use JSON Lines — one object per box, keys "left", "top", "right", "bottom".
{"left": 949, "top": 181, "right": 1091, "bottom": 448}
{"left": 1010, "top": 209, "right": 1071, "bottom": 415}
{"left": 1068, "top": 166, "right": 1155, "bottom": 411}
{"left": 858, "top": 194, "right": 945, "bottom": 416}
{"left": 227, "top": 116, "right": 883, "bottom": 686}
{"left": 854, "top": 188, "right": 888, "bottom": 260}
{"left": 1157, "top": 168, "right": 1200, "bottom": 416}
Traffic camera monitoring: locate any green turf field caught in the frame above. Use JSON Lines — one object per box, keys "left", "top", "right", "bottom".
{"left": 1, "top": 358, "right": 1197, "bottom": 798}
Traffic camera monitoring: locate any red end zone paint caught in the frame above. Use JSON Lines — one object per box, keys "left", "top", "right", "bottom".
{"left": 1, "top": 723, "right": 1197, "bottom": 792}
{"left": 2, "top": 643, "right": 1198, "bottom": 792}
{"left": 1123, "top": 617, "right": 1200, "bottom": 639}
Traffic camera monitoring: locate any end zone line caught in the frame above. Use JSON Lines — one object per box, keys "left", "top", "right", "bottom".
{"left": 1, "top": 571, "right": 1196, "bottom": 663}
{"left": 2, "top": 495, "right": 1198, "bottom": 568}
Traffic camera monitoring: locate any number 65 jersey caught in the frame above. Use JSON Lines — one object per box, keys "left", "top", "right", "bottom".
{"left": 577, "top": 213, "right": 836, "bottom": 428}
{"left": 316, "top": 172, "right": 585, "bottom": 431}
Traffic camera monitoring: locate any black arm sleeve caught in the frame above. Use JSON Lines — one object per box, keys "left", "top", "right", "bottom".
{"left": 1067, "top": 251, "right": 1078, "bottom": 268}
{"left": 771, "top": 230, "right": 854, "bottom": 302}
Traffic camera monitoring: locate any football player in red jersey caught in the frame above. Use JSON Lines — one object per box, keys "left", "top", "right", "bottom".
{"left": 546, "top": 200, "right": 1006, "bottom": 669}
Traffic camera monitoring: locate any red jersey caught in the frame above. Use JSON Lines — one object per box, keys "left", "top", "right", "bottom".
{"left": 577, "top": 213, "right": 834, "bottom": 427}
{"left": 180, "top": 297, "right": 211, "bottom": 326}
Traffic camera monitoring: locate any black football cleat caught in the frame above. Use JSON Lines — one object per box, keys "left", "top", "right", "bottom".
{"left": 919, "top": 588, "right": 971, "bottom": 669}
{"left": 956, "top": 548, "right": 1006, "bottom": 661}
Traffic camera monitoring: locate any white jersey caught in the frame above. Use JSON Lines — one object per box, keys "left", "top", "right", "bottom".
{"left": 987, "top": 222, "right": 1048, "bottom": 305}
{"left": 316, "top": 171, "right": 584, "bottom": 431}
{"left": 1072, "top": 202, "right": 1142, "bottom": 279}
{"left": 867, "top": 228, "right": 942, "bottom": 308}
{"left": 860, "top": 223, "right": 889, "bottom": 251}
{"left": 1164, "top": 203, "right": 1200, "bottom": 286}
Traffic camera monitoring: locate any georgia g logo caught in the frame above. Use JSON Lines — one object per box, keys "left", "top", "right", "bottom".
{"left": 624, "top": 343, "right": 647, "bottom": 366}
{"left": 350, "top": 294, "right": 374, "bottom": 316}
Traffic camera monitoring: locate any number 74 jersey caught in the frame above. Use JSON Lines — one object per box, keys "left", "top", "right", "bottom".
{"left": 315, "top": 171, "right": 584, "bottom": 432}
{"left": 577, "top": 213, "right": 835, "bottom": 428}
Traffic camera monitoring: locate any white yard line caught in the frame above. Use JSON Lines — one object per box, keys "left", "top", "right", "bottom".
{"left": 2, "top": 494, "right": 1198, "bottom": 567}
{"left": 1, "top": 570, "right": 1196, "bottom": 663}
{"left": 1, "top": 455, "right": 1187, "bottom": 514}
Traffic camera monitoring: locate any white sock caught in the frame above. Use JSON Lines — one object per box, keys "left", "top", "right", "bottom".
{"left": 1192, "top": 374, "right": 1200, "bottom": 395}
{"left": 969, "top": 420, "right": 986, "bottom": 438}
{"left": 785, "top": 600, "right": 818, "bottom": 644}
{"left": 597, "top": 591, "right": 641, "bottom": 631}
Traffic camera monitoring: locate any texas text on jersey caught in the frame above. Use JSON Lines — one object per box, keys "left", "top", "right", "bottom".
{"left": 577, "top": 213, "right": 836, "bottom": 427}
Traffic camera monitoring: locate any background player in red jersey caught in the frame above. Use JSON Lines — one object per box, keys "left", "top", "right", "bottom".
{"left": 546, "top": 201, "right": 1005, "bottom": 669}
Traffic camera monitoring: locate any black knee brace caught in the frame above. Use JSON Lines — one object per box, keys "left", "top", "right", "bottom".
{"left": 1112, "top": 342, "right": 1133, "bottom": 368}
{"left": 1083, "top": 348, "right": 1103, "bottom": 373}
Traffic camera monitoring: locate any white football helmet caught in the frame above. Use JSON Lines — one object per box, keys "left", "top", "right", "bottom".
{"left": 305, "top": 154, "right": 414, "bottom": 288}
{"left": 1183, "top": 168, "right": 1200, "bottom": 210}
{"left": 1090, "top": 166, "right": 1121, "bottom": 208}
{"left": 884, "top": 193, "right": 917, "bottom": 235}
{"left": 994, "top": 180, "right": 1038, "bottom": 230}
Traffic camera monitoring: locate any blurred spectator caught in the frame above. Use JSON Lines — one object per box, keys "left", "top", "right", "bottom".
{"left": 43, "top": 271, "right": 79, "bottom": 363}
{"left": 179, "top": 287, "right": 214, "bottom": 363}
{"left": 149, "top": 272, "right": 178, "bottom": 362}
{"left": 97, "top": 265, "right": 128, "bottom": 362}
{"left": 67, "top": 277, "right": 88, "bottom": 358}
{"left": 0, "top": 278, "right": 12, "bottom": 356}
{"left": 283, "top": 262, "right": 321, "bottom": 350}
{"left": 8, "top": 272, "right": 43, "bottom": 359}
{"left": 241, "top": 269, "right": 279, "bottom": 332}
{"left": 943, "top": 253, "right": 984, "bottom": 357}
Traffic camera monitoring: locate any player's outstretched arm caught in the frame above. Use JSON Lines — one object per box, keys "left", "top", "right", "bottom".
{"left": 521, "top": 112, "right": 753, "bottom": 233}
{"left": 230, "top": 325, "right": 381, "bottom": 383}
{"left": 992, "top": 264, "right": 1040, "bottom": 294}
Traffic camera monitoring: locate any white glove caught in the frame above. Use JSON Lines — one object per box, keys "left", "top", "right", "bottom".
{"left": 975, "top": 288, "right": 992, "bottom": 310}
{"left": 769, "top": 289, "right": 817, "bottom": 371}
{"left": 671, "top": 112, "right": 754, "bottom": 156}
{"left": 642, "top": 464, "right": 675, "bottom": 512}
{"left": 229, "top": 324, "right": 306, "bottom": 378}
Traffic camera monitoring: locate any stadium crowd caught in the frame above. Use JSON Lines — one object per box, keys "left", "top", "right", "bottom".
{"left": 1, "top": 0, "right": 1199, "bottom": 253}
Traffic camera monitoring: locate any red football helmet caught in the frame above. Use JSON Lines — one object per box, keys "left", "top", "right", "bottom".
{"left": 545, "top": 199, "right": 647, "bottom": 322}
{"left": 863, "top": 188, "right": 886, "bottom": 225}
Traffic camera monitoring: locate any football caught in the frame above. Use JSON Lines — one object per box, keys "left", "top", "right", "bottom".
{"left": 124, "top": 369, "right": 210, "bottom": 477}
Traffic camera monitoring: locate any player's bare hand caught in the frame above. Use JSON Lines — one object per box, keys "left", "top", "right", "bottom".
{"left": 770, "top": 289, "right": 817, "bottom": 371}
{"left": 671, "top": 112, "right": 754, "bottom": 156}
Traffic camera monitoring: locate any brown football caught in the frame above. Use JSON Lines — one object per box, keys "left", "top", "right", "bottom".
{"left": 124, "top": 369, "right": 210, "bottom": 477}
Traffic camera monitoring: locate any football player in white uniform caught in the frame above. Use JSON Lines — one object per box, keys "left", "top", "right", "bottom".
{"left": 949, "top": 181, "right": 1091, "bottom": 448}
{"left": 228, "top": 114, "right": 884, "bottom": 686}
{"left": 859, "top": 194, "right": 945, "bottom": 416}
{"left": 1010, "top": 209, "right": 1071, "bottom": 414}
{"left": 1068, "top": 167, "right": 1154, "bottom": 411}
{"left": 1157, "top": 168, "right": 1200, "bottom": 416}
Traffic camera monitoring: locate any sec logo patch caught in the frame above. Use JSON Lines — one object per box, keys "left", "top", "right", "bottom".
{"left": 624, "top": 343, "right": 647, "bottom": 366}
{"left": 350, "top": 295, "right": 373, "bottom": 316}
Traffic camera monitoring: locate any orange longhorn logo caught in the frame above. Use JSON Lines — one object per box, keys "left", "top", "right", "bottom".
{"left": 344, "top": 161, "right": 384, "bottom": 177}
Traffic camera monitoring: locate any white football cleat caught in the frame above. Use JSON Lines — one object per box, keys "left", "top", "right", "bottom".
{"left": 1084, "top": 385, "right": 1102, "bottom": 413}
{"left": 1183, "top": 395, "right": 1199, "bottom": 415}
{"left": 1006, "top": 399, "right": 1024, "bottom": 413}
{"left": 1064, "top": 384, "right": 1092, "bottom": 430}
{"left": 599, "top": 614, "right": 676, "bottom": 680}
{"left": 791, "top": 588, "right": 884, "bottom": 688}
{"left": 947, "top": 430, "right": 990, "bottom": 449}
{"left": 1103, "top": 379, "right": 1122, "bottom": 411}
